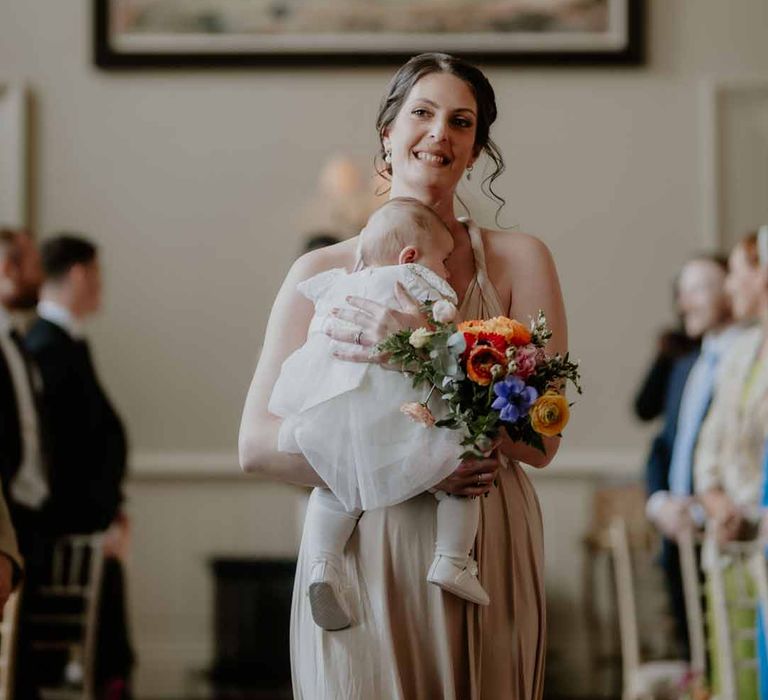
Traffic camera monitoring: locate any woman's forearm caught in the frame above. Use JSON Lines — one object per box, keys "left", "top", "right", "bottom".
{"left": 499, "top": 430, "right": 560, "bottom": 468}
{"left": 239, "top": 417, "right": 327, "bottom": 488}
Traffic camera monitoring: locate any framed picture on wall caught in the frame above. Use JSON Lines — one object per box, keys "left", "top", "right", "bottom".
{"left": 94, "top": 0, "right": 645, "bottom": 68}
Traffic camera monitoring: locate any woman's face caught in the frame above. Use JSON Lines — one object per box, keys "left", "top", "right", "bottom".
{"left": 383, "top": 72, "right": 479, "bottom": 195}
{"left": 725, "top": 244, "right": 765, "bottom": 321}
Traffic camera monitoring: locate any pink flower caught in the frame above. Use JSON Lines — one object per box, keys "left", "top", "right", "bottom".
{"left": 400, "top": 402, "right": 436, "bottom": 427}
{"left": 513, "top": 344, "right": 540, "bottom": 379}
{"left": 432, "top": 300, "right": 457, "bottom": 324}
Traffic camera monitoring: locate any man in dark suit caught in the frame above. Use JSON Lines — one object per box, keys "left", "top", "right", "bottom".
{"left": 26, "top": 234, "right": 134, "bottom": 698}
{"left": 0, "top": 236, "right": 30, "bottom": 614}
{"left": 644, "top": 255, "right": 737, "bottom": 655}
{"left": 0, "top": 229, "right": 47, "bottom": 556}
{"left": 0, "top": 228, "right": 53, "bottom": 696}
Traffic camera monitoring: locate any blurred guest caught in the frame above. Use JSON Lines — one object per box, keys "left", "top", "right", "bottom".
{"left": 0, "top": 228, "right": 43, "bottom": 312}
{"left": 695, "top": 230, "right": 768, "bottom": 696}
{"left": 25, "top": 234, "right": 134, "bottom": 699}
{"left": 0, "top": 228, "right": 51, "bottom": 697}
{"left": 644, "top": 255, "right": 736, "bottom": 653}
{"left": 26, "top": 236, "right": 124, "bottom": 533}
{"left": 0, "top": 229, "right": 48, "bottom": 563}
{"left": 634, "top": 272, "right": 700, "bottom": 422}
{"left": 697, "top": 233, "right": 767, "bottom": 538}
{"left": 634, "top": 331, "right": 699, "bottom": 421}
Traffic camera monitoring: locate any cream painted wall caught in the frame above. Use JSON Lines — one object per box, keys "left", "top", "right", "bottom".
{"left": 1, "top": 0, "right": 765, "bottom": 459}
{"left": 2, "top": 0, "right": 768, "bottom": 695}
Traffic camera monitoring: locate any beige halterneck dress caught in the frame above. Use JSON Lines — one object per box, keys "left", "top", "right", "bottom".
{"left": 290, "top": 221, "right": 546, "bottom": 699}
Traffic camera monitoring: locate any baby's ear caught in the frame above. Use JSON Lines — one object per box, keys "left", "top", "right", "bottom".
{"left": 398, "top": 246, "right": 418, "bottom": 265}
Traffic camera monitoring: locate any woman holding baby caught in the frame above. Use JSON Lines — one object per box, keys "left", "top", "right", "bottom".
{"left": 239, "top": 53, "right": 567, "bottom": 699}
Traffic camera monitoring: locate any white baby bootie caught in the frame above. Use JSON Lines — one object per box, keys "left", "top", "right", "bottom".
{"left": 427, "top": 554, "right": 490, "bottom": 606}
{"left": 308, "top": 558, "right": 351, "bottom": 631}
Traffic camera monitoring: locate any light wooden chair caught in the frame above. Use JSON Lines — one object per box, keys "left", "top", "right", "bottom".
{"left": 0, "top": 586, "right": 23, "bottom": 700}
{"left": 27, "top": 534, "right": 105, "bottom": 700}
{"left": 583, "top": 483, "right": 659, "bottom": 694}
{"left": 676, "top": 527, "right": 708, "bottom": 692}
{"left": 609, "top": 518, "right": 689, "bottom": 700}
{"left": 704, "top": 522, "right": 766, "bottom": 700}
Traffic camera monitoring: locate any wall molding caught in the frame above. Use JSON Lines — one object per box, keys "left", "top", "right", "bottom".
{"left": 699, "top": 76, "right": 768, "bottom": 250}
{"left": 0, "top": 83, "right": 28, "bottom": 228}
{"left": 129, "top": 448, "right": 645, "bottom": 482}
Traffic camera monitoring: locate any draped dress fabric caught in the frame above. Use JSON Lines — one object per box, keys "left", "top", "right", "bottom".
{"left": 290, "top": 220, "right": 547, "bottom": 699}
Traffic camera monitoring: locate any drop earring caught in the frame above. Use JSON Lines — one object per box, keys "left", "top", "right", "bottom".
{"left": 384, "top": 150, "right": 392, "bottom": 165}
{"left": 466, "top": 164, "right": 474, "bottom": 181}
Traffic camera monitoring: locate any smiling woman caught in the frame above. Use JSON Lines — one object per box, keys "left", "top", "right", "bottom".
{"left": 239, "top": 52, "right": 567, "bottom": 699}
{"left": 375, "top": 56, "right": 507, "bottom": 221}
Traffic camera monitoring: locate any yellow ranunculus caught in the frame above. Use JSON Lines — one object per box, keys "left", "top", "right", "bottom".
{"left": 529, "top": 391, "right": 569, "bottom": 437}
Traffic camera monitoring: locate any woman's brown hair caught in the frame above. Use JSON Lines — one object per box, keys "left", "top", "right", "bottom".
{"left": 374, "top": 53, "right": 506, "bottom": 221}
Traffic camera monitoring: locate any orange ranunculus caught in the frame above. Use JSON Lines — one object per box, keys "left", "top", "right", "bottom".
{"left": 460, "top": 330, "right": 507, "bottom": 364}
{"left": 457, "top": 319, "right": 487, "bottom": 335}
{"left": 529, "top": 391, "right": 570, "bottom": 437}
{"left": 458, "top": 317, "right": 531, "bottom": 346}
{"left": 483, "top": 317, "right": 532, "bottom": 345}
{"left": 466, "top": 345, "right": 507, "bottom": 386}
{"left": 478, "top": 331, "right": 508, "bottom": 353}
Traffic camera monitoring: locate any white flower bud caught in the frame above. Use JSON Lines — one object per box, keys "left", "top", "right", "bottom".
{"left": 432, "top": 299, "right": 457, "bottom": 324}
{"left": 408, "top": 327, "right": 432, "bottom": 349}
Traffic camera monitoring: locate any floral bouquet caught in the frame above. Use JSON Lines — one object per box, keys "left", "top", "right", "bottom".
{"left": 377, "top": 300, "right": 581, "bottom": 459}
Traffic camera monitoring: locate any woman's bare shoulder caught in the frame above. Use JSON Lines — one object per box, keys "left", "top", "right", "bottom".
{"left": 478, "top": 228, "right": 557, "bottom": 303}
{"left": 480, "top": 227, "right": 553, "bottom": 269}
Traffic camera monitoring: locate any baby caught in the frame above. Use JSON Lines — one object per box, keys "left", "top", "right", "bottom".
{"left": 269, "top": 197, "right": 489, "bottom": 631}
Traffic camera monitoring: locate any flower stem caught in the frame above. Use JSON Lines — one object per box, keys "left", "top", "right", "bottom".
{"left": 422, "top": 383, "right": 437, "bottom": 407}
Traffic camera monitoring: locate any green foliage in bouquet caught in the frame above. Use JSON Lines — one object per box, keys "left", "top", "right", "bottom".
{"left": 378, "top": 304, "right": 581, "bottom": 460}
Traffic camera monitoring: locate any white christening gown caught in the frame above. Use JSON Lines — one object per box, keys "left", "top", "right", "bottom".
{"left": 269, "top": 262, "right": 463, "bottom": 512}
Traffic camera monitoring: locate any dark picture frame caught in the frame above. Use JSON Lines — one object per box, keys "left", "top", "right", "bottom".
{"left": 94, "top": 0, "right": 645, "bottom": 69}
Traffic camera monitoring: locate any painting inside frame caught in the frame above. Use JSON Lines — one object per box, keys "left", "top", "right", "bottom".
{"left": 96, "top": 0, "right": 644, "bottom": 67}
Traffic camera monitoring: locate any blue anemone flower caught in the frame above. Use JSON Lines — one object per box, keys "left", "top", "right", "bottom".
{"left": 491, "top": 377, "right": 539, "bottom": 424}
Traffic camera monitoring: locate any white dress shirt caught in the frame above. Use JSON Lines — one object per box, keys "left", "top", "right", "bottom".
{"left": 0, "top": 307, "right": 48, "bottom": 510}
{"left": 37, "top": 299, "right": 84, "bottom": 339}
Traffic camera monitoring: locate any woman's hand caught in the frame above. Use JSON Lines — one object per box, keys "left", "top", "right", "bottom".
{"left": 325, "top": 282, "right": 427, "bottom": 363}
{"left": 434, "top": 453, "right": 503, "bottom": 498}
{"left": 709, "top": 493, "right": 744, "bottom": 543}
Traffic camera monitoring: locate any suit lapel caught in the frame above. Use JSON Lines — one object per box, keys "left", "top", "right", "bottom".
{"left": 0, "top": 342, "right": 23, "bottom": 489}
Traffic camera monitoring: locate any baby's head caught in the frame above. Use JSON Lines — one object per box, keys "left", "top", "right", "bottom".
{"left": 359, "top": 197, "right": 453, "bottom": 279}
